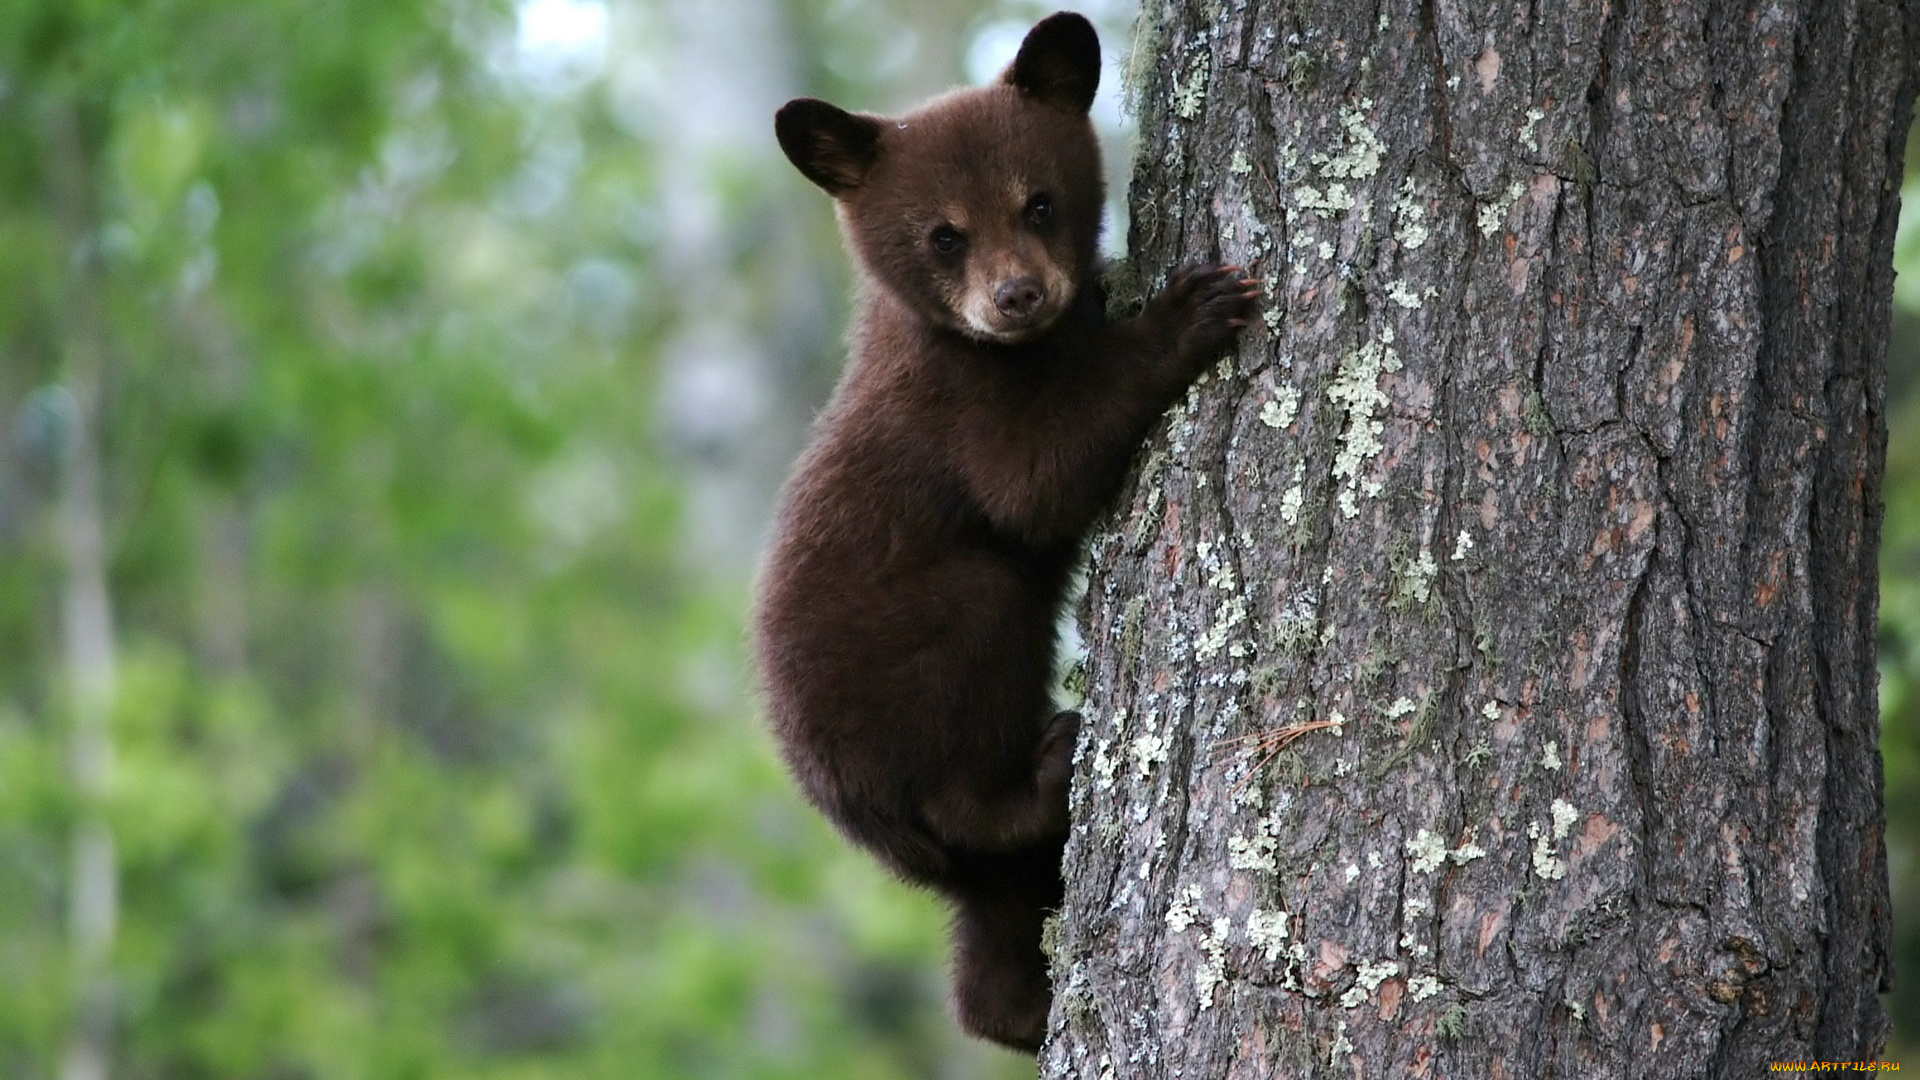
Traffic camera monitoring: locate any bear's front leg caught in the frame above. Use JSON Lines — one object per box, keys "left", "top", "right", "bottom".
{"left": 1132, "top": 262, "right": 1264, "bottom": 382}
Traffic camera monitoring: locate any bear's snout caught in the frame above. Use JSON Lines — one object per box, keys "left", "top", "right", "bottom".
{"left": 993, "top": 278, "right": 1045, "bottom": 321}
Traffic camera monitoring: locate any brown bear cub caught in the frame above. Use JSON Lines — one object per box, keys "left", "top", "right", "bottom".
{"left": 754, "top": 12, "right": 1257, "bottom": 1053}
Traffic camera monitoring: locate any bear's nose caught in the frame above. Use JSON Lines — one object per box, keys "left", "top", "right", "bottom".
{"left": 994, "top": 278, "right": 1044, "bottom": 320}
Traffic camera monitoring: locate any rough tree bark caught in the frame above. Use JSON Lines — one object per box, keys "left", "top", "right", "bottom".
{"left": 1043, "top": 1, "right": 1916, "bottom": 1075}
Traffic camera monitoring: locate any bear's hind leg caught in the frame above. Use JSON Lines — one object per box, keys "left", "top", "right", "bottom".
{"left": 947, "top": 846, "right": 1065, "bottom": 1054}
{"left": 924, "top": 709, "right": 1081, "bottom": 853}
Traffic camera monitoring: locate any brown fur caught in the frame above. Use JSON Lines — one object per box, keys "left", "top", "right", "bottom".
{"left": 754, "top": 12, "right": 1256, "bottom": 1053}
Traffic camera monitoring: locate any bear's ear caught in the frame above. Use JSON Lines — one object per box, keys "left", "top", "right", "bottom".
{"left": 776, "top": 98, "right": 883, "bottom": 196}
{"left": 1003, "top": 12, "right": 1100, "bottom": 114}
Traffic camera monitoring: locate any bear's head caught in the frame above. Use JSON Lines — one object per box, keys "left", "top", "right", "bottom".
{"left": 775, "top": 12, "right": 1105, "bottom": 344}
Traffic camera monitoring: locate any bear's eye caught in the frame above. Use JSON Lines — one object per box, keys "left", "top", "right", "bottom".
{"left": 930, "top": 225, "right": 964, "bottom": 255}
{"left": 1025, "top": 194, "right": 1052, "bottom": 226}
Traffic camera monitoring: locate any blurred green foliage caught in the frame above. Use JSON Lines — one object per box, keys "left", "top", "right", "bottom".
{"left": 1879, "top": 120, "right": 1920, "bottom": 1056}
{"left": 0, "top": 0, "right": 1113, "bottom": 1076}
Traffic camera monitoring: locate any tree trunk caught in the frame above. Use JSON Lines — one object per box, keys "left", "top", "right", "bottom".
{"left": 1044, "top": 2, "right": 1915, "bottom": 1075}
{"left": 43, "top": 95, "right": 121, "bottom": 1080}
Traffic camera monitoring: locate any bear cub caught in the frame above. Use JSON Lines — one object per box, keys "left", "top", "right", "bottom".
{"left": 754, "top": 12, "right": 1256, "bottom": 1053}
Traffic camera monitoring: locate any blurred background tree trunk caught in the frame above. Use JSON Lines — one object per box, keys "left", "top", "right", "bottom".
{"left": 42, "top": 95, "right": 121, "bottom": 1080}
{"left": 1046, "top": 1, "right": 1916, "bottom": 1074}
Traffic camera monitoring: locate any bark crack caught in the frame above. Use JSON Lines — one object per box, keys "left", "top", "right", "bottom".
{"left": 1420, "top": 0, "right": 1456, "bottom": 171}
{"left": 1617, "top": 548, "right": 1661, "bottom": 903}
{"left": 1581, "top": 0, "right": 1624, "bottom": 204}
{"left": 1533, "top": 179, "right": 1569, "bottom": 400}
